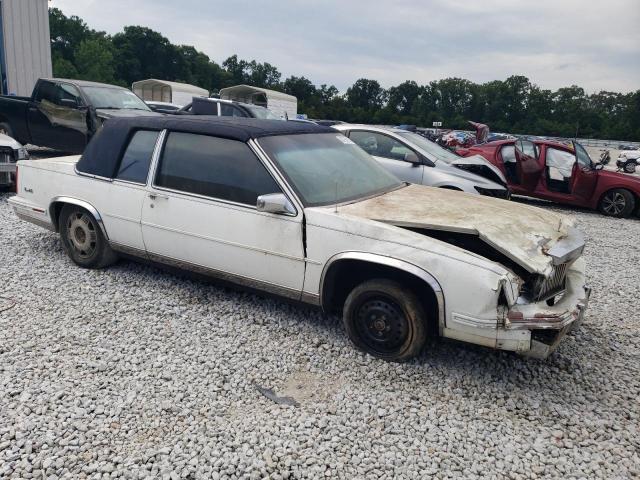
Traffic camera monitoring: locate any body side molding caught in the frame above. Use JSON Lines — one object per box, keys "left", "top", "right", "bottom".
{"left": 49, "top": 196, "right": 110, "bottom": 240}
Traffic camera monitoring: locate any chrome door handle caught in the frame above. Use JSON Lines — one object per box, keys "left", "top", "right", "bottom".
{"left": 148, "top": 193, "right": 169, "bottom": 200}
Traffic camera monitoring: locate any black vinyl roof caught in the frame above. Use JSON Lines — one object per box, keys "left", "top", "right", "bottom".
{"left": 77, "top": 116, "right": 336, "bottom": 178}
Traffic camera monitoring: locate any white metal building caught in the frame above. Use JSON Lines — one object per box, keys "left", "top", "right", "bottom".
{"left": 132, "top": 79, "right": 209, "bottom": 107}
{"left": 0, "top": 0, "right": 52, "bottom": 96}
{"left": 218, "top": 85, "right": 297, "bottom": 119}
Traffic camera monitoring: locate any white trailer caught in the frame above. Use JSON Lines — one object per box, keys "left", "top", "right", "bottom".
{"left": 218, "top": 85, "right": 297, "bottom": 119}
{"left": 132, "top": 79, "right": 208, "bottom": 107}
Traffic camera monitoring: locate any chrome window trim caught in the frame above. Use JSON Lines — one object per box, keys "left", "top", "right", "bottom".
{"left": 248, "top": 138, "right": 302, "bottom": 217}
{"left": 112, "top": 129, "right": 164, "bottom": 186}
{"left": 74, "top": 166, "right": 113, "bottom": 183}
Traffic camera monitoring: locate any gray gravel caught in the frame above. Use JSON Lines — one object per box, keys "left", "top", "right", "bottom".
{"left": 1, "top": 192, "right": 639, "bottom": 480}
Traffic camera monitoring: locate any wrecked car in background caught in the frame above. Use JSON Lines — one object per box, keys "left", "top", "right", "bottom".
{"left": 0, "top": 78, "right": 160, "bottom": 154}
{"left": 0, "top": 132, "right": 28, "bottom": 189}
{"left": 459, "top": 138, "right": 640, "bottom": 217}
{"left": 10, "top": 116, "right": 590, "bottom": 361}
{"left": 334, "top": 124, "right": 509, "bottom": 198}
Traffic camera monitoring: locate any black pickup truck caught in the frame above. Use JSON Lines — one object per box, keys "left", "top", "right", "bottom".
{"left": 0, "top": 78, "right": 161, "bottom": 153}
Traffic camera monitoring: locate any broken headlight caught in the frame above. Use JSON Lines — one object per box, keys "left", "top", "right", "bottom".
{"left": 16, "top": 147, "right": 29, "bottom": 160}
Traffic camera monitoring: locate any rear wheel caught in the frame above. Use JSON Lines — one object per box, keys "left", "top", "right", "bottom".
{"left": 598, "top": 189, "right": 636, "bottom": 218}
{"left": 343, "top": 279, "right": 427, "bottom": 362}
{"left": 59, "top": 205, "right": 117, "bottom": 268}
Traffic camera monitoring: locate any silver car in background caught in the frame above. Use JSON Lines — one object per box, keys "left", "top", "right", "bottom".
{"left": 334, "top": 124, "right": 509, "bottom": 198}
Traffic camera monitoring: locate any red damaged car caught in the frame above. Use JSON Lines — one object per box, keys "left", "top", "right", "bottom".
{"left": 458, "top": 139, "right": 640, "bottom": 218}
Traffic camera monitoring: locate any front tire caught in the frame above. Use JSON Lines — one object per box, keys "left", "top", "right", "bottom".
{"left": 624, "top": 161, "right": 637, "bottom": 174}
{"left": 59, "top": 205, "right": 117, "bottom": 268}
{"left": 598, "top": 189, "right": 636, "bottom": 218}
{"left": 343, "top": 279, "right": 427, "bottom": 362}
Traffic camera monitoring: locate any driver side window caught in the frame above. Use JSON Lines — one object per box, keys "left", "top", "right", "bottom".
{"left": 349, "top": 131, "right": 414, "bottom": 162}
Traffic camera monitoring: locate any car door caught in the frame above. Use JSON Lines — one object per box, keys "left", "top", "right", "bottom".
{"left": 348, "top": 130, "right": 424, "bottom": 184}
{"left": 27, "top": 80, "right": 89, "bottom": 151}
{"left": 140, "top": 130, "right": 306, "bottom": 297}
{"left": 514, "top": 139, "right": 543, "bottom": 191}
{"left": 570, "top": 142, "right": 599, "bottom": 201}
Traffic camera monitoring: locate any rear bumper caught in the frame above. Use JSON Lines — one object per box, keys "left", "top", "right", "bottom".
{"left": 7, "top": 196, "right": 55, "bottom": 231}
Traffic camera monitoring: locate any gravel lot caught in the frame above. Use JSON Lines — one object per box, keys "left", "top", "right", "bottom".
{"left": 1, "top": 191, "right": 639, "bottom": 480}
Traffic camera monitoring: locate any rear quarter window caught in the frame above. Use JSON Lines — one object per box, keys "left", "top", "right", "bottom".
{"left": 115, "top": 130, "right": 160, "bottom": 183}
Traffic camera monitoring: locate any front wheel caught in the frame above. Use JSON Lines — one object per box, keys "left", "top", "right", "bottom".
{"left": 624, "top": 161, "right": 637, "bottom": 174}
{"left": 343, "top": 279, "right": 427, "bottom": 362}
{"left": 598, "top": 189, "right": 636, "bottom": 218}
{"left": 59, "top": 205, "right": 118, "bottom": 268}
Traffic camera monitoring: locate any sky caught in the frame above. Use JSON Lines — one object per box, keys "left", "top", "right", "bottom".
{"left": 50, "top": 0, "right": 640, "bottom": 94}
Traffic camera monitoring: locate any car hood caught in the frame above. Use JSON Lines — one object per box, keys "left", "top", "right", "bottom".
{"left": 96, "top": 108, "right": 163, "bottom": 119}
{"left": 0, "top": 132, "right": 23, "bottom": 150}
{"left": 334, "top": 184, "right": 583, "bottom": 275}
{"left": 450, "top": 154, "right": 507, "bottom": 184}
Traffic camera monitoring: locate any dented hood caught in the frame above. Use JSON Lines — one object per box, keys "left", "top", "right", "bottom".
{"left": 336, "top": 184, "right": 583, "bottom": 275}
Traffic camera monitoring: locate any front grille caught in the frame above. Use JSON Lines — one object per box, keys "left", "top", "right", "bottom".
{"left": 474, "top": 186, "right": 510, "bottom": 199}
{"left": 0, "top": 147, "right": 15, "bottom": 164}
{"left": 527, "top": 262, "right": 569, "bottom": 301}
{"left": 0, "top": 148, "right": 16, "bottom": 186}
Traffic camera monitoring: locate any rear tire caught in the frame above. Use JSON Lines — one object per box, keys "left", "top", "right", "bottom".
{"left": 624, "top": 161, "right": 637, "bottom": 174}
{"left": 598, "top": 189, "right": 636, "bottom": 218}
{"left": 59, "top": 204, "right": 117, "bottom": 268}
{"left": 343, "top": 279, "right": 427, "bottom": 362}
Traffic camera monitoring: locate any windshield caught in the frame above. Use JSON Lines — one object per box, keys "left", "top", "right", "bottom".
{"left": 83, "top": 87, "right": 151, "bottom": 111}
{"left": 245, "top": 105, "right": 281, "bottom": 120}
{"left": 394, "top": 130, "right": 460, "bottom": 164}
{"left": 259, "top": 133, "right": 403, "bottom": 207}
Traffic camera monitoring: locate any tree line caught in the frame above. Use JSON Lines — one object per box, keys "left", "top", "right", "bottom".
{"left": 50, "top": 8, "right": 640, "bottom": 141}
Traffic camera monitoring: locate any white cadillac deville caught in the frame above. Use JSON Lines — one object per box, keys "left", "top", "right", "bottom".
{"left": 9, "top": 117, "right": 590, "bottom": 361}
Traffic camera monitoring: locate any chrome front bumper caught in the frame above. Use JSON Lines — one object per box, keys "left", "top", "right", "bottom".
{"left": 503, "top": 259, "right": 590, "bottom": 359}
{"left": 0, "top": 162, "right": 16, "bottom": 173}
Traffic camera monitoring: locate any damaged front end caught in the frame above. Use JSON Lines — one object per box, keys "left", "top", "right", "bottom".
{"left": 405, "top": 224, "right": 590, "bottom": 359}
{"left": 503, "top": 257, "right": 590, "bottom": 359}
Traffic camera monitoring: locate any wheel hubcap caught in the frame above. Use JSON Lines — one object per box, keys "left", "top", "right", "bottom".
{"left": 355, "top": 297, "right": 409, "bottom": 354}
{"left": 67, "top": 213, "right": 97, "bottom": 258}
{"left": 602, "top": 192, "right": 626, "bottom": 215}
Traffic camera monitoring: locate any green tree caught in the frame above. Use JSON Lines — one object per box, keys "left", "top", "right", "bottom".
{"left": 75, "top": 38, "right": 115, "bottom": 84}
{"left": 346, "top": 79, "right": 387, "bottom": 110}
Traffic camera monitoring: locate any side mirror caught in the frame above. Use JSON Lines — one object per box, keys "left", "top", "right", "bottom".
{"left": 404, "top": 151, "right": 421, "bottom": 165}
{"left": 59, "top": 98, "right": 80, "bottom": 109}
{"left": 256, "top": 193, "right": 296, "bottom": 215}
{"left": 594, "top": 163, "right": 604, "bottom": 171}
